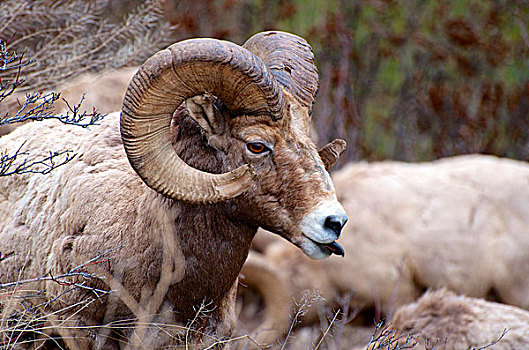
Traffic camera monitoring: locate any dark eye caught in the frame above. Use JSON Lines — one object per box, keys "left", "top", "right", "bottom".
{"left": 246, "top": 142, "right": 269, "bottom": 154}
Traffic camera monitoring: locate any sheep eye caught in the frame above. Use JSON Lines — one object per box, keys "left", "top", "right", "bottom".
{"left": 246, "top": 142, "right": 269, "bottom": 154}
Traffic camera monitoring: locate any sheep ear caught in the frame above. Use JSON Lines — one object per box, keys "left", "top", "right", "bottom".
{"left": 318, "top": 139, "right": 346, "bottom": 170}
{"left": 185, "top": 93, "right": 226, "bottom": 135}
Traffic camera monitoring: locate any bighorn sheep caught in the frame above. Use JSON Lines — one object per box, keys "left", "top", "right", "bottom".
{"left": 0, "top": 31, "right": 348, "bottom": 349}
{"left": 241, "top": 155, "right": 529, "bottom": 344}
{"left": 388, "top": 289, "right": 529, "bottom": 349}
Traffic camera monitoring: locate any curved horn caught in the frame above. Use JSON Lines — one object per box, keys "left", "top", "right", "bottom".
{"left": 243, "top": 31, "right": 319, "bottom": 109}
{"left": 121, "top": 38, "right": 285, "bottom": 203}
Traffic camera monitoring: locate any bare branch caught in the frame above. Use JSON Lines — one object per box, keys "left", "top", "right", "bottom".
{"left": 0, "top": 36, "right": 105, "bottom": 177}
{"left": 0, "top": 247, "right": 119, "bottom": 290}
{"left": 0, "top": 142, "right": 76, "bottom": 177}
{"left": 475, "top": 329, "right": 510, "bottom": 350}
{"left": 365, "top": 322, "right": 418, "bottom": 350}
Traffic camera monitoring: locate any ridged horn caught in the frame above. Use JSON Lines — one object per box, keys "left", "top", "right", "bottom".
{"left": 243, "top": 31, "right": 319, "bottom": 109}
{"left": 121, "top": 38, "right": 285, "bottom": 203}
{"left": 319, "top": 139, "right": 347, "bottom": 170}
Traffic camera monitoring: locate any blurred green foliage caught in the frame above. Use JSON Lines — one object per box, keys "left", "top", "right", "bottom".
{"left": 136, "top": 0, "right": 529, "bottom": 164}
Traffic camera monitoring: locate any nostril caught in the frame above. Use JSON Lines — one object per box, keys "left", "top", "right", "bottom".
{"left": 324, "top": 215, "right": 346, "bottom": 236}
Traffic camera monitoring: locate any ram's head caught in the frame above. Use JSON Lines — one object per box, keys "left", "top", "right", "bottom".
{"left": 121, "top": 31, "right": 347, "bottom": 259}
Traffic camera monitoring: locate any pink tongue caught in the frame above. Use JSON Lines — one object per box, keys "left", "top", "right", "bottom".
{"left": 323, "top": 242, "right": 344, "bottom": 256}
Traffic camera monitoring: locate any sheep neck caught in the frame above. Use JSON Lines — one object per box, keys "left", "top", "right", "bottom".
{"left": 166, "top": 112, "right": 258, "bottom": 320}
{"left": 168, "top": 201, "right": 256, "bottom": 320}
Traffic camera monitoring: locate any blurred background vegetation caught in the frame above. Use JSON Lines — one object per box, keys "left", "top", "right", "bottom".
{"left": 160, "top": 0, "right": 529, "bottom": 165}
{"left": 4, "top": 0, "right": 529, "bottom": 166}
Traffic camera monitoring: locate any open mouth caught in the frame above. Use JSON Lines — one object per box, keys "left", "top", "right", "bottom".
{"left": 321, "top": 241, "right": 345, "bottom": 256}
{"left": 302, "top": 234, "right": 345, "bottom": 257}
{"left": 318, "top": 241, "right": 345, "bottom": 257}
{"left": 297, "top": 233, "right": 346, "bottom": 259}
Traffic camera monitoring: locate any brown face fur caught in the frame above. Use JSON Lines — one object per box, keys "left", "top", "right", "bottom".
{"left": 231, "top": 102, "right": 337, "bottom": 244}
{"left": 174, "top": 92, "right": 340, "bottom": 251}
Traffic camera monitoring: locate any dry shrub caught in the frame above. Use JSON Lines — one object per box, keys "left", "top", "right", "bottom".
{"left": 0, "top": 0, "right": 173, "bottom": 94}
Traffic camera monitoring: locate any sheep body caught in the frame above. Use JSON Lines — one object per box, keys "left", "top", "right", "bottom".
{"left": 0, "top": 111, "right": 275, "bottom": 348}
{"left": 331, "top": 155, "right": 529, "bottom": 310}
{"left": 1, "top": 113, "right": 199, "bottom": 346}
{"left": 390, "top": 289, "right": 529, "bottom": 349}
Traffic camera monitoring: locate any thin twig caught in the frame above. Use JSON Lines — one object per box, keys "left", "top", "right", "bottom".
{"left": 313, "top": 309, "right": 340, "bottom": 350}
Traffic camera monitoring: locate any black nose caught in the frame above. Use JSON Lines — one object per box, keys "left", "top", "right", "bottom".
{"left": 324, "top": 215, "right": 347, "bottom": 237}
